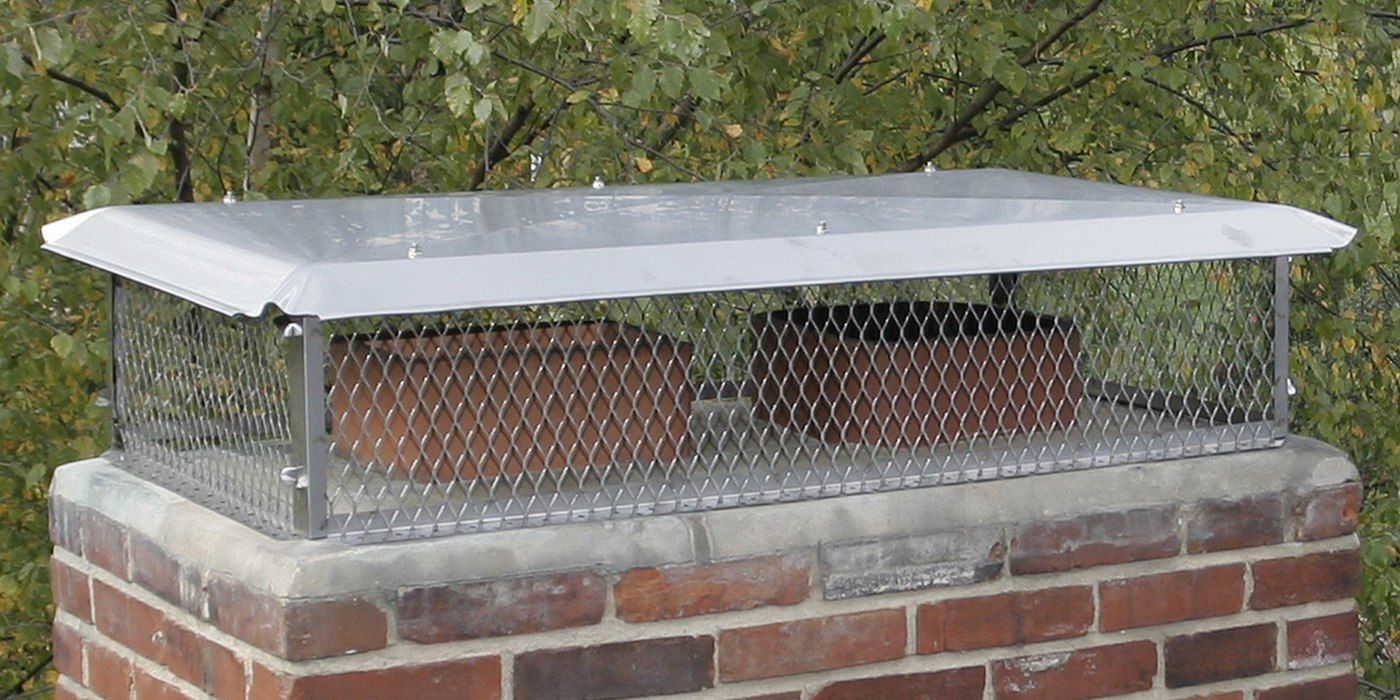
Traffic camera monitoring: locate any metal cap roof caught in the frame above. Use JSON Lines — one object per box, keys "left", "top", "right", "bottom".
{"left": 42, "top": 168, "right": 1356, "bottom": 319}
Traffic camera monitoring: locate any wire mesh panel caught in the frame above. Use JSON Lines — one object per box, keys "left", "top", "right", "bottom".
{"left": 320, "top": 259, "right": 1280, "bottom": 542}
{"left": 112, "top": 283, "right": 297, "bottom": 536}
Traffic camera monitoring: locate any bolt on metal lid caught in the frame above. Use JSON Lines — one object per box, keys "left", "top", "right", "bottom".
{"left": 41, "top": 168, "right": 1357, "bottom": 319}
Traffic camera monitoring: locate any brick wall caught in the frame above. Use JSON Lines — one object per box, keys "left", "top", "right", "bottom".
{"left": 49, "top": 463, "right": 1362, "bottom": 700}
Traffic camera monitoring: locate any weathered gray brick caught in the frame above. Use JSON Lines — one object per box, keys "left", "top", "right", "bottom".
{"left": 820, "top": 525, "right": 1004, "bottom": 600}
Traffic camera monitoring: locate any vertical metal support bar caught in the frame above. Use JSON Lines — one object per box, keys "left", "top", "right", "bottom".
{"left": 1271, "top": 256, "right": 1291, "bottom": 438}
{"left": 107, "top": 275, "right": 124, "bottom": 452}
{"left": 286, "top": 316, "right": 329, "bottom": 538}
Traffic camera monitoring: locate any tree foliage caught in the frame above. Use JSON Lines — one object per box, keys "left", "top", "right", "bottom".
{"left": 1, "top": 0, "right": 1395, "bottom": 694}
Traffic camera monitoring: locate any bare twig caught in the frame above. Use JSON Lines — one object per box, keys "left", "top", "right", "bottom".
{"left": 1137, "top": 75, "right": 1270, "bottom": 160}
{"left": 1149, "top": 17, "right": 1315, "bottom": 58}
{"left": 491, "top": 51, "right": 599, "bottom": 90}
{"left": 862, "top": 68, "right": 911, "bottom": 96}
{"left": 586, "top": 99, "right": 701, "bottom": 179}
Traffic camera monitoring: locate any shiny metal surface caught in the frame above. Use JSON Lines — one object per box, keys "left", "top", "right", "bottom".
{"left": 44, "top": 169, "right": 1354, "bottom": 319}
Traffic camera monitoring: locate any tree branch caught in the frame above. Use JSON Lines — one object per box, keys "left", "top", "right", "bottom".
{"left": 490, "top": 50, "right": 599, "bottom": 90}
{"left": 22, "top": 55, "right": 119, "bottom": 111}
{"left": 468, "top": 97, "right": 536, "bottom": 190}
{"left": 897, "top": 0, "right": 1105, "bottom": 171}
{"left": 895, "top": 11, "right": 1325, "bottom": 171}
{"left": 651, "top": 96, "right": 696, "bottom": 152}
{"left": 995, "top": 69, "right": 1104, "bottom": 130}
{"left": 862, "top": 68, "right": 911, "bottom": 96}
{"left": 243, "top": 3, "right": 280, "bottom": 192}
{"left": 586, "top": 99, "right": 701, "bottom": 179}
{"left": 3, "top": 653, "right": 50, "bottom": 697}
{"left": 833, "top": 31, "right": 886, "bottom": 84}
{"left": 1149, "top": 17, "right": 1315, "bottom": 58}
{"left": 166, "top": 0, "right": 195, "bottom": 202}
{"left": 202, "top": 0, "right": 239, "bottom": 24}
{"left": 1139, "top": 75, "right": 1257, "bottom": 145}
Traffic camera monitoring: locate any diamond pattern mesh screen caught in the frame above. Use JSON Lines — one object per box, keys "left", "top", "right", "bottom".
{"left": 320, "top": 260, "right": 1278, "bottom": 541}
{"left": 113, "top": 282, "right": 296, "bottom": 535}
{"left": 111, "top": 259, "right": 1280, "bottom": 541}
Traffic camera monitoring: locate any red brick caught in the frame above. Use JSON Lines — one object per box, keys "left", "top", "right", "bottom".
{"left": 1287, "top": 611, "right": 1359, "bottom": 669}
{"left": 1251, "top": 549, "right": 1361, "bottom": 610}
{"left": 1186, "top": 494, "right": 1284, "bottom": 553}
{"left": 51, "top": 557, "right": 92, "bottom": 623}
{"left": 130, "top": 533, "right": 192, "bottom": 610}
{"left": 86, "top": 640, "right": 133, "bottom": 700}
{"left": 91, "top": 579, "right": 246, "bottom": 698}
{"left": 398, "top": 571, "right": 603, "bottom": 643}
{"left": 718, "top": 609, "right": 906, "bottom": 681}
{"left": 198, "top": 635, "right": 247, "bottom": 700}
{"left": 81, "top": 509, "right": 129, "bottom": 579}
{"left": 615, "top": 553, "right": 809, "bottom": 622}
{"left": 739, "top": 694, "right": 802, "bottom": 700}
{"left": 284, "top": 597, "right": 387, "bottom": 660}
{"left": 1292, "top": 483, "right": 1362, "bottom": 541}
{"left": 52, "top": 620, "right": 83, "bottom": 680}
{"left": 248, "top": 661, "right": 287, "bottom": 700}
{"left": 1256, "top": 674, "right": 1358, "bottom": 700}
{"left": 134, "top": 667, "right": 195, "bottom": 700}
{"left": 278, "top": 656, "right": 502, "bottom": 700}
{"left": 92, "top": 579, "right": 168, "bottom": 663}
{"left": 992, "top": 640, "right": 1156, "bottom": 699}
{"left": 207, "top": 576, "right": 281, "bottom": 652}
{"left": 50, "top": 497, "right": 82, "bottom": 554}
{"left": 54, "top": 682, "right": 81, "bottom": 700}
{"left": 516, "top": 637, "right": 713, "bottom": 699}
{"left": 813, "top": 666, "right": 984, "bottom": 700}
{"left": 1098, "top": 564, "right": 1245, "bottom": 631}
{"left": 208, "top": 575, "right": 387, "bottom": 660}
{"left": 1164, "top": 623, "right": 1276, "bottom": 687}
{"left": 158, "top": 624, "right": 203, "bottom": 689}
{"left": 1009, "top": 506, "right": 1180, "bottom": 574}
{"left": 916, "top": 586, "right": 1091, "bottom": 653}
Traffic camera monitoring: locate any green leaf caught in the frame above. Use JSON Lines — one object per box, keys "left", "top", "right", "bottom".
{"left": 523, "top": 0, "right": 557, "bottom": 43}
{"left": 33, "top": 28, "right": 72, "bottom": 67}
{"left": 2, "top": 43, "right": 23, "bottom": 77}
{"left": 444, "top": 74, "right": 474, "bottom": 117}
{"left": 991, "top": 57, "right": 1027, "bottom": 94}
{"left": 658, "top": 65, "right": 684, "bottom": 98}
{"left": 81, "top": 184, "right": 112, "bottom": 209}
{"left": 628, "top": 69, "right": 656, "bottom": 103}
{"left": 50, "top": 333, "right": 76, "bottom": 359}
{"left": 687, "top": 67, "right": 722, "bottom": 101}
{"left": 472, "top": 96, "right": 493, "bottom": 122}
{"left": 430, "top": 30, "right": 487, "bottom": 65}
{"left": 23, "top": 463, "right": 46, "bottom": 488}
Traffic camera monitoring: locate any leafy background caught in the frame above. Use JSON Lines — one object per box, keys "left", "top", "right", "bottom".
{"left": 1, "top": 0, "right": 1395, "bottom": 695}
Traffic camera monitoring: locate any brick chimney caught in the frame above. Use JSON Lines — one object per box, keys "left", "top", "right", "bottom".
{"left": 50, "top": 437, "right": 1360, "bottom": 699}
